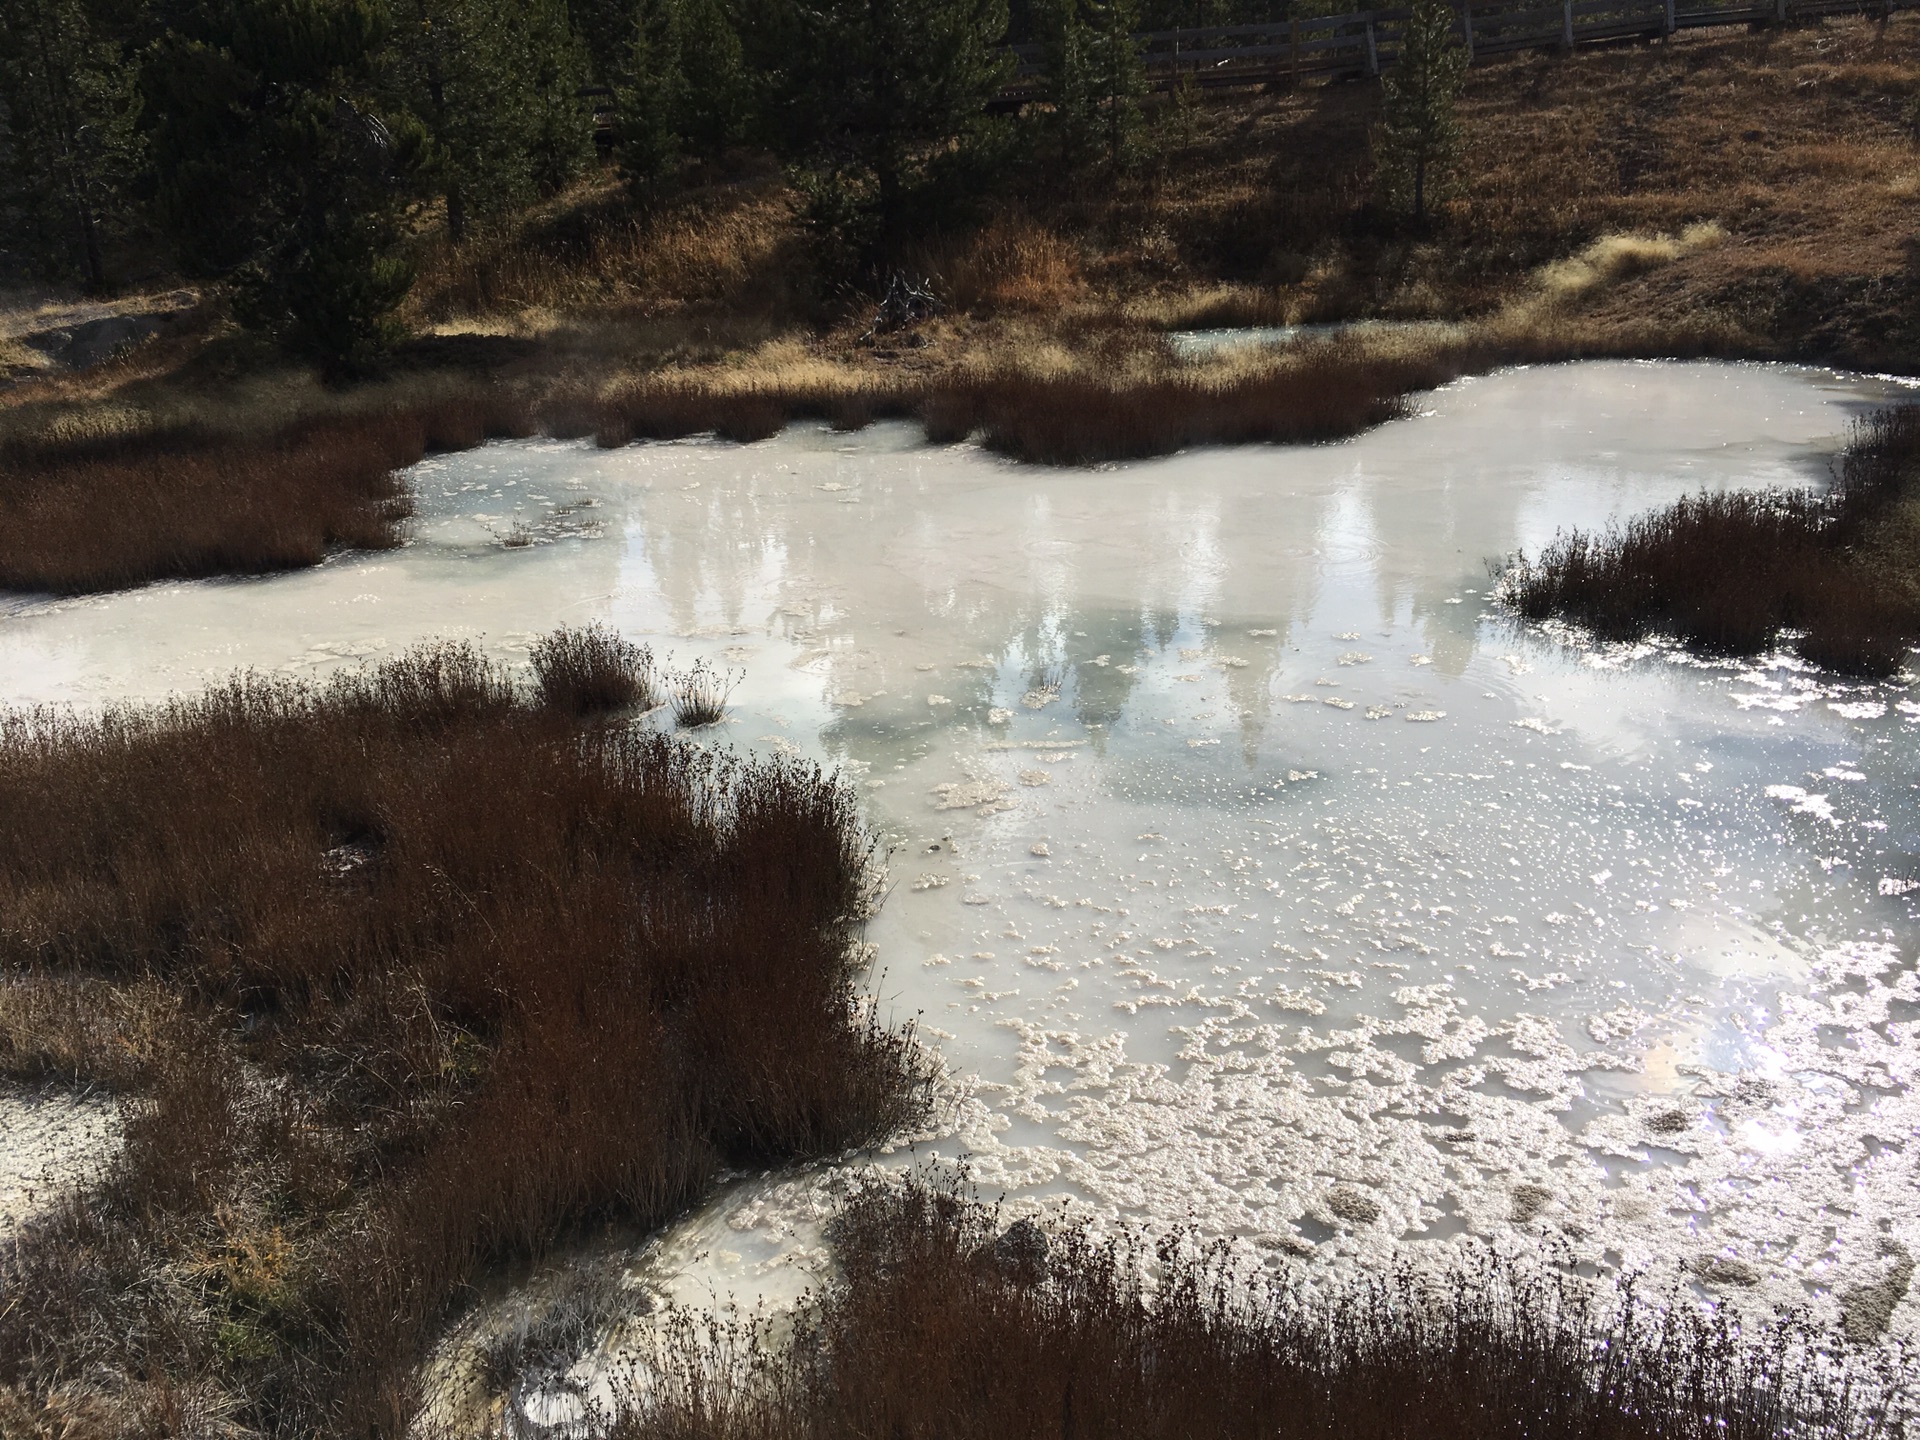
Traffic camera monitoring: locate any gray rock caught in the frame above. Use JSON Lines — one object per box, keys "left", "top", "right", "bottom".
{"left": 1840, "top": 1243, "right": 1914, "bottom": 1345}
{"left": 1326, "top": 1185, "right": 1381, "bottom": 1225}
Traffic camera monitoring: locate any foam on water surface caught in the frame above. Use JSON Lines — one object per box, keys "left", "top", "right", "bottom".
{"left": 3, "top": 361, "right": 1917, "bottom": 1383}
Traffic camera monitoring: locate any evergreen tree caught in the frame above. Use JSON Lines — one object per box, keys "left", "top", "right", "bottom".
{"left": 1373, "top": 0, "right": 1468, "bottom": 223}
{"left": 0, "top": 0, "right": 143, "bottom": 290}
{"left": 390, "top": 0, "right": 592, "bottom": 242}
{"left": 612, "top": 0, "right": 747, "bottom": 196}
{"left": 770, "top": 0, "right": 1012, "bottom": 262}
{"left": 612, "top": 0, "right": 686, "bottom": 195}
{"left": 1036, "top": 0, "right": 1144, "bottom": 172}
{"left": 140, "top": 0, "right": 429, "bottom": 367}
{"left": 1034, "top": 0, "right": 1096, "bottom": 167}
{"left": 1086, "top": 0, "right": 1145, "bottom": 169}
{"left": 673, "top": 0, "right": 745, "bottom": 159}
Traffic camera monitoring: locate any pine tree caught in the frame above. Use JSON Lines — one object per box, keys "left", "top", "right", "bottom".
{"left": 1086, "top": 0, "right": 1146, "bottom": 170}
{"left": 612, "top": 0, "right": 687, "bottom": 195}
{"left": 141, "top": 0, "right": 429, "bottom": 368}
{"left": 612, "top": 0, "right": 746, "bottom": 198}
{"left": 390, "top": 0, "right": 592, "bottom": 242}
{"left": 1036, "top": 0, "right": 1144, "bottom": 172}
{"left": 771, "top": 0, "right": 1012, "bottom": 262}
{"left": 0, "top": 0, "right": 143, "bottom": 290}
{"left": 1373, "top": 0, "right": 1468, "bottom": 223}
{"left": 673, "top": 0, "right": 745, "bottom": 159}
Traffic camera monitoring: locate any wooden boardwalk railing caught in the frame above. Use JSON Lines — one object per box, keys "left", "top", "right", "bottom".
{"left": 1004, "top": 0, "right": 1912, "bottom": 93}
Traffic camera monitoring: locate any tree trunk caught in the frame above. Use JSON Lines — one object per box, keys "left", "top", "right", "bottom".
{"left": 29, "top": 0, "right": 107, "bottom": 291}
{"left": 71, "top": 181, "right": 106, "bottom": 291}
{"left": 447, "top": 182, "right": 467, "bottom": 244}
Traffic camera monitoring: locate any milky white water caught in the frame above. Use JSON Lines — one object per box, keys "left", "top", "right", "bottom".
{"left": 4, "top": 361, "right": 1918, "bottom": 1398}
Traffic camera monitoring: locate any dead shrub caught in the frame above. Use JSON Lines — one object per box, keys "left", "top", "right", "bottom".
{"left": 530, "top": 624, "right": 657, "bottom": 715}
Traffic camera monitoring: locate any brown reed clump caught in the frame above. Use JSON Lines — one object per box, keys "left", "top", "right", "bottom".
{"left": 5, "top": 344, "right": 1460, "bottom": 598}
{"left": 608, "top": 1178, "right": 1905, "bottom": 1440}
{"left": 582, "top": 337, "right": 1482, "bottom": 467}
{"left": 0, "top": 388, "right": 537, "bottom": 597}
{"left": 669, "top": 658, "right": 740, "bottom": 729}
{"left": 0, "top": 635, "right": 925, "bottom": 1438}
{"left": 1498, "top": 405, "right": 1920, "bottom": 677}
{"left": 0, "top": 330, "right": 1671, "bottom": 602}
{"left": 530, "top": 623, "right": 658, "bottom": 714}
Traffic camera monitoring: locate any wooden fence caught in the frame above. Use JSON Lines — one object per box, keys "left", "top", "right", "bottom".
{"left": 1004, "top": 0, "right": 1913, "bottom": 93}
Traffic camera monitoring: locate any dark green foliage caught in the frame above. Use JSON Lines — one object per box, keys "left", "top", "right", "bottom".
{"left": 1037, "top": 0, "right": 1147, "bottom": 171}
{"left": 0, "top": 0, "right": 144, "bottom": 289}
{"left": 612, "top": 0, "right": 749, "bottom": 197}
{"left": 766, "top": 0, "right": 1014, "bottom": 263}
{"left": 140, "top": 0, "right": 429, "bottom": 368}
{"left": 1374, "top": 0, "right": 1468, "bottom": 221}
{"left": 389, "top": 0, "right": 593, "bottom": 241}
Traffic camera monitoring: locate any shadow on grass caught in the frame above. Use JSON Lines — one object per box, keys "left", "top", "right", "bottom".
{"left": 0, "top": 631, "right": 926, "bottom": 1437}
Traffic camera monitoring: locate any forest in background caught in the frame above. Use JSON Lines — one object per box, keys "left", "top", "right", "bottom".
{"left": 1, "top": 0, "right": 1342, "bottom": 369}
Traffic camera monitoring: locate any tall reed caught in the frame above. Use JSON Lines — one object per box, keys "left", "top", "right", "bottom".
{"left": 0, "top": 635, "right": 924, "bottom": 1438}
{"left": 1499, "top": 406, "right": 1920, "bottom": 676}
{"left": 610, "top": 1179, "right": 1906, "bottom": 1440}
{"left": 0, "top": 389, "right": 536, "bottom": 595}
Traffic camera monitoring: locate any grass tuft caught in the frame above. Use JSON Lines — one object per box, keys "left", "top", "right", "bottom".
{"left": 604, "top": 1177, "right": 1906, "bottom": 1440}
{"left": 530, "top": 623, "right": 658, "bottom": 715}
{"left": 1498, "top": 404, "right": 1920, "bottom": 676}
{"left": 670, "top": 658, "right": 738, "bottom": 729}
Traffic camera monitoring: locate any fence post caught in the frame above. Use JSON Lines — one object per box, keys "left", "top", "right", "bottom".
{"left": 1462, "top": 0, "right": 1476, "bottom": 58}
{"left": 1561, "top": 0, "right": 1575, "bottom": 47}
{"left": 1291, "top": 14, "right": 1300, "bottom": 81}
{"left": 1365, "top": 17, "right": 1379, "bottom": 74}
{"left": 1664, "top": 0, "right": 1675, "bottom": 32}
{"left": 1774, "top": 0, "right": 1786, "bottom": 21}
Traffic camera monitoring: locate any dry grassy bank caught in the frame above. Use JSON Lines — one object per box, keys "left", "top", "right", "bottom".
{"left": 1498, "top": 403, "right": 1920, "bottom": 674}
{"left": 385, "top": 11, "right": 1920, "bottom": 366}
{"left": 0, "top": 633, "right": 925, "bottom": 1437}
{"left": 598, "top": 1179, "right": 1905, "bottom": 1440}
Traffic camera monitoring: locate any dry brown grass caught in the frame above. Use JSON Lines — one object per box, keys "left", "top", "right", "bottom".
{"left": 403, "top": 178, "right": 806, "bottom": 331}
{"left": 1499, "top": 405, "right": 1920, "bottom": 675}
{"left": 0, "top": 636, "right": 925, "bottom": 1437}
{"left": 0, "top": 387, "right": 551, "bottom": 594}
{"left": 603, "top": 1178, "right": 1906, "bottom": 1440}
{"left": 918, "top": 219, "right": 1092, "bottom": 314}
